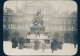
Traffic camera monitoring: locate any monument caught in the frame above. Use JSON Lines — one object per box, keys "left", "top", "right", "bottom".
{"left": 30, "top": 9, "right": 45, "bottom": 34}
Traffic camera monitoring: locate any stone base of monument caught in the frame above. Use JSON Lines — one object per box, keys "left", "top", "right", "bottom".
{"left": 24, "top": 43, "right": 34, "bottom": 48}
{"left": 30, "top": 26, "right": 45, "bottom": 34}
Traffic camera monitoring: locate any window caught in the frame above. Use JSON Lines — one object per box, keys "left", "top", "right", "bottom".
{"left": 6, "top": 17, "right": 9, "bottom": 21}
{"left": 6, "top": 25, "right": 8, "bottom": 28}
{"left": 71, "top": 26, "right": 73, "bottom": 31}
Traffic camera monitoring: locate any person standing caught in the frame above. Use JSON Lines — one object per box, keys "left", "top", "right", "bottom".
{"left": 51, "top": 40, "right": 54, "bottom": 53}
{"left": 74, "top": 41, "right": 77, "bottom": 48}
{"left": 51, "top": 39, "right": 58, "bottom": 53}
{"left": 41, "top": 41, "right": 46, "bottom": 52}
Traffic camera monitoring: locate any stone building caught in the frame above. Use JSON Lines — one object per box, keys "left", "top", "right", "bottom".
{"left": 3, "top": 2, "right": 77, "bottom": 43}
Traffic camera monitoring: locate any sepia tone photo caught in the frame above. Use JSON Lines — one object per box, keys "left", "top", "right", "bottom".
{"left": 3, "top": 0, "right": 78, "bottom": 55}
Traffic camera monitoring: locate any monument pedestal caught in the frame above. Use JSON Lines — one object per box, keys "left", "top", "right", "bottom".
{"left": 30, "top": 26, "right": 45, "bottom": 33}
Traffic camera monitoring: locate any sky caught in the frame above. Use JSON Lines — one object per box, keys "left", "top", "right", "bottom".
{"left": 4, "top": 0, "right": 77, "bottom": 13}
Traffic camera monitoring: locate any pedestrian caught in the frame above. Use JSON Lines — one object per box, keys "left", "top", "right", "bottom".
{"left": 74, "top": 41, "right": 77, "bottom": 48}
{"left": 51, "top": 40, "right": 54, "bottom": 53}
{"left": 51, "top": 39, "right": 58, "bottom": 53}
{"left": 41, "top": 41, "right": 46, "bottom": 52}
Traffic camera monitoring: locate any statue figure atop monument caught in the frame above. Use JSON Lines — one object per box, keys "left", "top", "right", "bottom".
{"left": 30, "top": 9, "right": 45, "bottom": 33}
{"left": 32, "top": 9, "right": 44, "bottom": 27}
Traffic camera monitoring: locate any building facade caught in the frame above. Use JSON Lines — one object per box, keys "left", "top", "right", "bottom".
{"left": 3, "top": 2, "right": 77, "bottom": 43}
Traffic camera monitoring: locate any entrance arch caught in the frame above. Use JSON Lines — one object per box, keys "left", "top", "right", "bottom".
{"left": 3, "top": 29, "right": 9, "bottom": 41}
{"left": 64, "top": 33, "right": 70, "bottom": 43}
{"left": 73, "top": 33, "right": 78, "bottom": 43}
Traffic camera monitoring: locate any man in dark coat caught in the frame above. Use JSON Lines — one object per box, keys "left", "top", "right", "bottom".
{"left": 74, "top": 41, "right": 77, "bottom": 48}
{"left": 51, "top": 39, "right": 58, "bottom": 53}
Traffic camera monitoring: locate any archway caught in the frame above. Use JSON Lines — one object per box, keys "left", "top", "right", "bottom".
{"left": 64, "top": 33, "right": 70, "bottom": 43}
{"left": 3, "top": 29, "right": 9, "bottom": 41}
{"left": 74, "top": 33, "right": 78, "bottom": 43}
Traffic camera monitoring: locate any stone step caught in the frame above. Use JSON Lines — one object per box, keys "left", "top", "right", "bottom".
{"left": 24, "top": 46, "right": 51, "bottom": 49}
